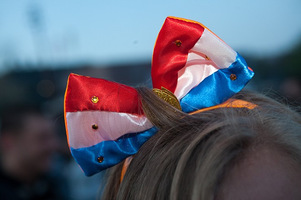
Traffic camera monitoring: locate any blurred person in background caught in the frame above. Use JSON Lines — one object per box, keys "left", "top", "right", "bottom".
{"left": 280, "top": 77, "right": 301, "bottom": 108}
{"left": 0, "top": 105, "right": 65, "bottom": 200}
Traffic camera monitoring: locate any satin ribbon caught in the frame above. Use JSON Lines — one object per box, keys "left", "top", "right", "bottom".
{"left": 64, "top": 16, "right": 254, "bottom": 176}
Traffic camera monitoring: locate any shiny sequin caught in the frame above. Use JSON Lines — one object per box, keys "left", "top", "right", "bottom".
{"left": 91, "top": 96, "right": 99, "bottom": 103}
{"left": 92, "top": 124, "right": 98, "bottom": 130}
{"left": 175, "top": 40, "right": 182, "bottom": 47}
{"left": 230, "top": 74, "right": 237, "bottom": 81}
{"left": 97, "top": 156, "right": 104, "bottom": 163}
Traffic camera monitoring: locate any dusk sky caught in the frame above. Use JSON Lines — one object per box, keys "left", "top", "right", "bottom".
{"left": 0, "top": 0, "right": 300, "bottom": 74}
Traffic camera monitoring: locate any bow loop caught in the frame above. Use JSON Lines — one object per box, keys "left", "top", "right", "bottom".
{"left": 64, "top": 17, "right": 254, "bottom": 176}
{"left": 152, "top": 17, "right": 254, "bottom": 113}
{"left": 65, "top": 74, "right": 155, "bottom": 176}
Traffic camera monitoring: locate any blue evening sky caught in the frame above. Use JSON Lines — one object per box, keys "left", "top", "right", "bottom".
{"left": 0, "top": 0, "right": 300, "bottom": 73}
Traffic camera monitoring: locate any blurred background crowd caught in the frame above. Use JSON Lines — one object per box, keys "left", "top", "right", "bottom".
{"left": 0, "top": 0, "right": 300, "bottom": 199}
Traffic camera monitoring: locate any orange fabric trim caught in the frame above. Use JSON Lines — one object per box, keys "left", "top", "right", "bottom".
{"left": 167, "top": 17, "right": 254, "bottom": 73}
{"left": 120, "top": 156, "right": 133, "bottom": 183}
{"left": 168, "top": 16, "right": 225, "bottom": 44}
{"left": 189, "top": 99, "right": 257, "bottom": 115}
{"left": 64, "top": 74, "right": 71, "bottom": 147}
{"left": 151, "top": 16, "right": 226, "bottom": 78}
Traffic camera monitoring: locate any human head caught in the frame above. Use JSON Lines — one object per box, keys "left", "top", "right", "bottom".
{"left": 62, "top": 16, "right": 301, "bottom": 199}
{"left": 102, "top": 89, "right": 301, "bottom": 200}
{"left": 0, "top": 106, "right": 58, "bottom": 180}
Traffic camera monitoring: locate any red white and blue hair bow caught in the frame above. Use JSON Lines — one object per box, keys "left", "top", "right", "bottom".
{"left": 64, "top": 17, "right": 254, "bottom": 176}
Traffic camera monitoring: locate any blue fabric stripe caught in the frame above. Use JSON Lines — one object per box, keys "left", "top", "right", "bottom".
{"left": 180, "top": 53, "right": 254, "bottom": 113}
{"left": 71, "top": 127, "right": 157, "bottom": 176}
{"left": 71, "top": 53, "right": 254, "bottom": 176}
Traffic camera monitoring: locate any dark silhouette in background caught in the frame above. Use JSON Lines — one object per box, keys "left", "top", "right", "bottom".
{"left": 0, "top": 39, "right": 299, "bottom": 200}
{"left": 245, "top": 38, "right": 301, "bottom": 108}
{"left": 0, "top": 106, "right": 66, "bottom": 200}
{"left": 0, "top": 63, "right": 152, "bottom": 200}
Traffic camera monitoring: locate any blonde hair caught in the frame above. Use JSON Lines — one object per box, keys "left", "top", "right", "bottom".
{"left": 102, "top": 88, "right": 301, "bottom": 200}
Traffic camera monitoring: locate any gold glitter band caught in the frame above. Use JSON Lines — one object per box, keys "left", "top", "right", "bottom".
{"left": 152, "top": 87, "right": 182, "bottom": 111}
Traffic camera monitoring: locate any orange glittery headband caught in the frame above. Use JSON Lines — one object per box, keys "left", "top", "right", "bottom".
{"left": 120, "top": 98, "right": 257, "bottom": 183}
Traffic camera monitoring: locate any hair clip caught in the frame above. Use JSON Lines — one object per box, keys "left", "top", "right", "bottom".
{"left": 153, "top": 87, "right": 182, "bottom": 110}
{"left": 64, "top": 17, "right": 254, "bottom": 176}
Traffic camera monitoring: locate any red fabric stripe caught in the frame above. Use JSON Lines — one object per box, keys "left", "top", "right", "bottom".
{"left": 65, "top": 74, "right": 143, "bottom": 114}
{"left": 152, "top": 17, "right": 205, "bottom": 92}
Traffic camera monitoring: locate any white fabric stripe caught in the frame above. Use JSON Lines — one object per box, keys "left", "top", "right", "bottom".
{"left": 192, "top": 29, "right": 237, "bottom": 68}
{"left": 174, "top": 52, "right": 219, "bottom": 99}
{"left": 66, "top": 111, "right": 153, "bottom": 149}
{"left": 174, "top": 29, "right": 237, "bottom": 100}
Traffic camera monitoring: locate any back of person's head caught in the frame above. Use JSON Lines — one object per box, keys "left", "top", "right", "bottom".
{"left": 62, "top": 17, "right": 301, "bottom": 200}
{"left": 102, "top": 89, "right": 301, "bottom": 200}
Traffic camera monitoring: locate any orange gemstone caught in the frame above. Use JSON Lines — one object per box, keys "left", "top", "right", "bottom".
{"left": 97, "top": 156, "right": 104, "bottom": 163}
{"left": 230, "top": 74, "right": 237, "bottom": 81}
{"left": 92, "top": 124, "right": 98, "bottom": 130}
{"left": 175, "top": 40, "right": 182, "bottom": 47}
